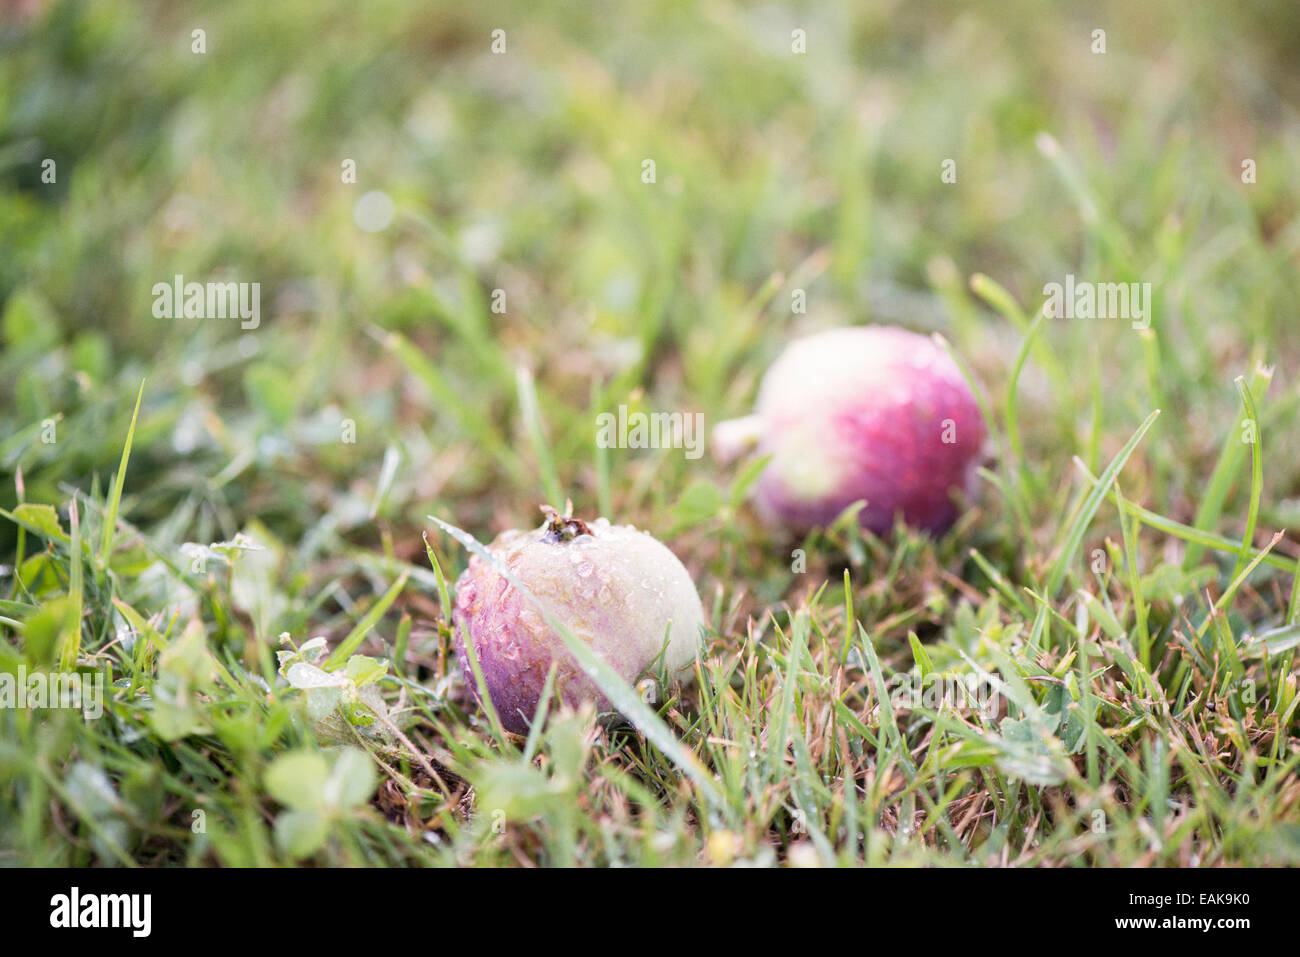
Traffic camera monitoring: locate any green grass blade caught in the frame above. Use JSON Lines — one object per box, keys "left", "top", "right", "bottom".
{"left": 59, "top": 499, "right": 83, "bottom": 671}
{"left": 1230, "top": 375, "right": 1264, "bottom": 582}
{"left": 516, "top": 364, "right": 565, "bottom": 507}
{"left": 1046, "top": 409, "right": 1161, "bottom": 597}
{"left": 1184, "top": 365, "right": 1272, "bottom": 569}
{"left": 323, "top": 569, "right": 409, "bottom": 670}
{"left": 99, "top": 380, "right": 144, "bottom": 567}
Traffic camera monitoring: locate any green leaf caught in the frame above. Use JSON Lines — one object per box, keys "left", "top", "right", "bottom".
{"left": 422, "top": 532, "right": 454, "bottom": 630}
{"left": 671, "top": 479, "right": 721, "bottom": 530}
{"left": 344, "top": 654, "right": 387, "bottom": 687}
{"left": 1042, "top": 684, "right": 1089, "bottom": 753}
{"left": 473, "top": 762, "right": 558, "bottom": 823}
{"left": 323, "top": 747, "right": 377, "bottom": 809}
{"left": 1077, "top": 590, "right": 1124, "bottom": 640}
{"left": 996, "top": 716, "right": 1069, "bottom": 786}
{"left": 545, "top": 711, "right": 590, "bottom": 787}
{"left": 2, "top": 287, "right": 60, "bottom": 351}
{"left": 728, "top": 453, "right": 772, "bottom": 509}
{"left": 151, "top": 623, "right": 215, "bottom": 740}
{"left": 265, "top": 751, "right": 330, "bottom": 811}
{"left": 1244, "top": 623, "right": 1300, "bottom": 659}
{"left": 274, "top": 808, "right": 329, "bottom": 859}
{"left": 65, "top": 761, "right": 119, "bottom": 818}
{"left": 158, "top": 620, "right": 214, "bottom": 684}
{"left": 305, "top": 686, "right": 344, "bottom": 720}
{"left": 11, "top": 504, "right": 66, "bottom": 542}
{"left": 150, "top": 699, "right": 210, "bottom": 742}
{"left": 243, "top": 362, "right": 296, "bottom": 428}
{"left": 20, "top": 596, "right": 76, "bottom": 666}
{"left": 908, "top": 632, "right": 934, "bottom": 680}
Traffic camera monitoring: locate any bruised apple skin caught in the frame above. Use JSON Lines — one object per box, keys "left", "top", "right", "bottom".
{"left": 452, "top": 506, "right": 705, "bottom": 733}
{"left": 715, "top": 326, "right": 985, "bottom": 536}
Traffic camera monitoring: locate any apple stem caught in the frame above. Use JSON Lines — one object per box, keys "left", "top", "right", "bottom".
{"left": 540, "top": 503, "right": 592, "bottom": 542}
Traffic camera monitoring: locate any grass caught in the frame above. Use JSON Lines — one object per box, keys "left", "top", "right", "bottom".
{"left": 2, "top": 0, "right": 1300, "bottom": 867}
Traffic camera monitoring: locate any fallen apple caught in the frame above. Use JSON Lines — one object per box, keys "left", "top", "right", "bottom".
{"left": 452, "top": 505, "right": 705, "bottom": 732}
{"left": 714, "top": 325, "right": 985, "bottom": 535}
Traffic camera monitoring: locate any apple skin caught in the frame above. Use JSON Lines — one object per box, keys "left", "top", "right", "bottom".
{"left": 452, "top": 511, "right": 705, "bottom": 733}
{"left": 726, "top": 326, "right": 985, "bottom": 535}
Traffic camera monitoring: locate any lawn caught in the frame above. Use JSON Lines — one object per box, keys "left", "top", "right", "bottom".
{"left": 2, "top": 0, "right": 1299, "bottom": 868}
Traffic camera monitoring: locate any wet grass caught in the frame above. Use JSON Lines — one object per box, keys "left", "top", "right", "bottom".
{"left": 2, "top": 0, "right": 1299, "bottom": 866}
